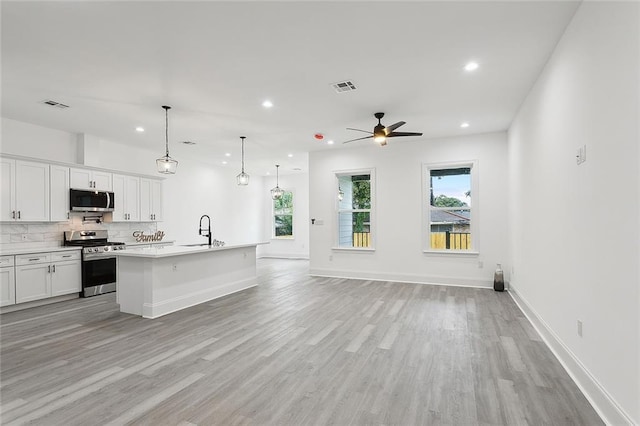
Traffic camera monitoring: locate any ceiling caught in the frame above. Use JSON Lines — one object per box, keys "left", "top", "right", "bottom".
{"left": 1, "top": 1, "right": 579, "bottom": 175}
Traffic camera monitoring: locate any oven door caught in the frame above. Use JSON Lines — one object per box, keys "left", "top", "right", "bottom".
{"left": 82, "top": 256, "right": 117, "bottom": 297}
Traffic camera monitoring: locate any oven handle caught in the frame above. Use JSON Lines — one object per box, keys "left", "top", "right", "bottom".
{"left": 106, "top": 192, "right": 111, "bottom": 210}
{"left": 83, "top": 255, "right": 117, "bottom": 261}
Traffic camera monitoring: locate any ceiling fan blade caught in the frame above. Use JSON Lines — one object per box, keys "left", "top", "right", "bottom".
{"left": 346, "top": 127, "right": 373, "bottom": 135}
{"left": 384, "top": 121, "right": 406, "bottom": 133}
{"left": 387, "top": 131, "right": 423, "bottom": 138}
{"left": 342, "top": 135, "right": 373, "bottom": 144}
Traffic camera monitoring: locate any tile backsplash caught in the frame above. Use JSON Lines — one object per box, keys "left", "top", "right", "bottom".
{"left": 0, "top": 216, "right": 158, "bottom": 251}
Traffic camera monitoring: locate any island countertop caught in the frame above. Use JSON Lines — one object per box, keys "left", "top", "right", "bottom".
{"left": 115, "top": 242, "right": 268, "bottom": 259}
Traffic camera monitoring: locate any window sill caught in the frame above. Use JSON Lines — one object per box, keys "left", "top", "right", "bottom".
{"left": 272, "top": 237, "right": 295, "bottom": 241}
{"left": 332, "top": 247, "right": 376, "bottom": 252}
{"left": 423, "top": 250, "right": 479, "bottom": 257}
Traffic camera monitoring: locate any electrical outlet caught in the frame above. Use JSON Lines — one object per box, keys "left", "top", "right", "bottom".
{"left": 576, "top": 145, "right": 587, "bottom": 165}
{"left": 172, "top": 263, "right": 178, "bottom": 272}
{"left": 21, "top": 234, "right": 28, "bottom": 241}
{"left": 577, "top": 320, "right": 583, "bottom": 337}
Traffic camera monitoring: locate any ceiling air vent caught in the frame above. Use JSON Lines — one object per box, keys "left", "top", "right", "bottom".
{"left": 181, "top": 141, "right": 196, "bottom": 145}
{"left": 331, "top": 80, "right": 357, "bottom": 93}
{"left": 41, "top": 99, "right": 70, "bottom": 109}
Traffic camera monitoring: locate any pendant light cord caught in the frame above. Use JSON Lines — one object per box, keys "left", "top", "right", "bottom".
{"left": 276, "top": 164, "right": 280, "bottom": 187}
{"left": 241, "top": 137, "right": 246, "bottom": 173}
{"left": 165, "top": 107, "right": 169, "bottom": 157}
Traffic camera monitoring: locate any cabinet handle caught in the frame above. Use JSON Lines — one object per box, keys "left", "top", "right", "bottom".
{"left": 48, "top": 265, "right": 51, "bottom": 273}
{"left": 67, "top": 212, "right": 70, "bottom": 219}
{"left": 29, "top": 258, "right": 41, "bottom": 262}
{"left": 62, "top": 255, "right": 72, "bottom": 258}
{"left": 17, "top": 211, "right": 21, "bottom": 219}
{"left": 12, "top": 211, "right": 15, "bottom": 219}
{"left": 52, "top": 265, "right": 56, "bottom": 273}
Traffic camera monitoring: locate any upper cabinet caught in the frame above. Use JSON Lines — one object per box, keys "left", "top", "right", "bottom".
{"left": 50, "top": 165, "right": 70, "bottom": 221}
{"left": 140, "top": 178, "right": 163, "bottom": 222}
{"left": 0, "top": 158, "right": 50, "bottom": 222}
{"left": 112, "top": 174, "right": 140, "bottom": 222}
{"left": 70, "top": 167, "right": 112, "bottom": 191}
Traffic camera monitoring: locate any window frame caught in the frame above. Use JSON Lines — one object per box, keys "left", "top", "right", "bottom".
{"left": 422, "top": 161, "right": 479, "bottom": 255}
{"left": 272, "top": 189, "right": 294, "bottom": 240}
{"left": 333, "top": 168, "right": 376, "bottom": 251}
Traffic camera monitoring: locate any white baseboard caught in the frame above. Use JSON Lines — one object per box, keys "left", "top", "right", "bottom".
{"left": 258, "top": 254, "right": 309, "bottom": 260}
{"left": 508, "top": 283, "right": 634, "bottom": 426}
{"left": 142, "top": 277, "right": 257, "bottom": 319}
{"left": 308, "top": 267, "right": 492, "bottom": 289}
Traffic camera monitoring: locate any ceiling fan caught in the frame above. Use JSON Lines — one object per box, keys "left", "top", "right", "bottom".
{"left": 343, "top": 112, "right": 423, "bottom": 146}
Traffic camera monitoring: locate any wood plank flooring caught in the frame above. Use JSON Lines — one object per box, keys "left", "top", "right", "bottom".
{"left": 0, "top": 259, "right": 602, "bottom": 425}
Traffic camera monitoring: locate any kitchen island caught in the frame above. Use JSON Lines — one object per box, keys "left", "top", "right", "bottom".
{"left": 114, "top": 243, "right": 265, "bottom": 319}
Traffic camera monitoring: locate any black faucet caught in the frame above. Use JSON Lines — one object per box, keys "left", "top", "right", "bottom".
{"left": 198, "top": 215, "right": 212, "bottom": 246}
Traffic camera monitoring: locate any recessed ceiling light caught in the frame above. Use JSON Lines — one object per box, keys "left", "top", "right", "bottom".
{"left": 225, "top": 153, "right": 231, "bottom": 157}
{"left": 222, "top": 161, "right": 228, "bottom": 165}
{"left": 135, "top": 127, "right": 144, "bottom": 132}
{"left": 262, "top": 100, "right": 273, "bottom": 108}
{"left": 460, "top": 122, "right": 470, "bottom": 128}
{"left": 327, "top": 140, "right": 334, "bottom": 145}
{"left": 464, "top": 62, "right": 479, "bottom": 72}
{"left": 287, "top": 153, "right": 293, "bottom": 158}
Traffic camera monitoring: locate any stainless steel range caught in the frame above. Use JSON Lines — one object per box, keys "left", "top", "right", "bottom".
{"left": 63, "top": 230, "right": 126, "bottom": 297}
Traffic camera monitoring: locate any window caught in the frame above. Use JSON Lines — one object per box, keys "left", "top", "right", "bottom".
{"left": 336, "top": 170, "right": 374, "bottom": 249}
{"left": 424, "top": 163, "right": 476, "bottom": 252}
{"left": 273, "top": 190, "right": 293, "bottom": 239}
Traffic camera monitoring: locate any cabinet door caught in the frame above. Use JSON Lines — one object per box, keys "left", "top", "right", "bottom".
{"left": 51, "top": 261, "right": 81, "bottom": 296}
{"left": 15, "top": 160, "right": 49, "bottom": 221}
{"left": 111, "top": 174, "right": 127, "bottom": 221}
{"left": 16, "top": 263, "right": 51, "bottom": 303}
{"left": 126, "top": 175, "right": 140, "bottom": 221}
{"left": 0, "top": 158, "right": 16, "bottom": 221}
{"left": 70, "top": 168, "right": 93, "bottom": 190}
{"left": 140, "top": 178, "right": 152, "bottom": 222}
{"left": 92, "top": 171, "right": 112, "bottom": 191}
{"left": 0, "top": 267, "right": 16, "bottom": 307}
{"left": 50, "top": 165, "right": 70, "bottom": 221}
{"left": 151, "top": 180, "right": 163, "bottom": 221}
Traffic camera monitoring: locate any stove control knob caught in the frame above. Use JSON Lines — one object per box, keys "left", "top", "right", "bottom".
{"left": 87, "top": 248, "right": 94, "bottom": 253}
{"left": 104, "top": 246, "right": 110, "bottom": 251}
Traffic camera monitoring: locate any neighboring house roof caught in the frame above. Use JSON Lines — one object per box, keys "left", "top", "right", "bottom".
{"left": 431, "top": 210, "right": 470, "bottom": 224}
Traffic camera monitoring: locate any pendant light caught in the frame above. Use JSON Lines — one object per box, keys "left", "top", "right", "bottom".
{"left": 156, "top": 105, "right": 178, "bottom": 174}
{"left": 270, "top": 164, "right": 284, "bottom": 200}
{"left": 236, "top": 136, "right": 250, "bottom": 185}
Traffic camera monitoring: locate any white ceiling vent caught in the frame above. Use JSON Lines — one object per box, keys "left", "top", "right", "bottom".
{"left": 41, "top": 99, "right": 70, "bottom": 109}
{"left": 331, "top": 80, "right": 357, "bottom": 93}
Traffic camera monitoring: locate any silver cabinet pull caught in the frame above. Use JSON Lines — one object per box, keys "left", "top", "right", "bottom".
{"left": 12, "top": 211, "right": 15, "bottom": 219}
{"left": 62, "top": 255, "right": 72, "bottom": 258}
{"left": 67, "top": 212, "right": 70, "bottom": 219}
{"left": 17, "top": 211, "right": 21, "bottom": 219}
{"left": 52, "top": 264, "right": 56, "bottom": 273}
{"left": 29, "top": 258, "right": 40, "bottom": 262}
{"left": 47, "top": 265, "right": 51, "bottom": 273}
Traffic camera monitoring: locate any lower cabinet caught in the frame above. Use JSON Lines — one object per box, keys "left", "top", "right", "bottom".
{"left": 0, "top": 256, "right": 16, "bottom": 307}
{"left": 15, "top": 251, "right": 81, "bottom": 304}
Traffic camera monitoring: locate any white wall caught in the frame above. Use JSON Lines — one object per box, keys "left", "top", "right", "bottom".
{"left": 309, "top": 132, "right": 508, "bottom": 287}
{"left": 508, "top": 2, "right": 639, "bottom": 423}
{"left": 259, "top": 172, "right": 310, "bottom": 259}
{"left": 0, "top": 117, "right": 264, "bottom": 247}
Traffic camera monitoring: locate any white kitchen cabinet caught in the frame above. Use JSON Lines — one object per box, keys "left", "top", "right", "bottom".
{"left": 50, "top": 165, "right": 70, "bottom": 221}
{"left": 50, "top": 252, "right": 81, "bottom": 296}
{"left": 70, "top": 167, "right": 112, "bottom": 191}
{"left": 112, "top": 174, "right": 140, "bottom": 222}
{"left": 0, "top": 158, "right": 50, "bottom": 222}
{"left": 0, "top": 256, "right": 16, "bottom": 307}
{"left": 15, "top": 251, "right": 80, "bottom": 303}
{"left": 140, "top": 178, "right": 163, "bottom": 222}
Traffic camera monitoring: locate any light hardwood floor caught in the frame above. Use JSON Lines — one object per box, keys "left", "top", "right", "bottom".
{"left": 0, "top": 259, "right": 602, "bottom": 425}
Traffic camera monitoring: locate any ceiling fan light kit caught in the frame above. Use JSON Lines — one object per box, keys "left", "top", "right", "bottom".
{"left": 344, "top": 112, "right": 423, "bottom": 146}
{"left": 156, "top": 105, "right": 178, "bottom": 174}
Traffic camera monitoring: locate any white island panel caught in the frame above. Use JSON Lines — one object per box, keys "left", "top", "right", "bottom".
{"left": 116, "top": 243, "right": 262, "bottom": 319}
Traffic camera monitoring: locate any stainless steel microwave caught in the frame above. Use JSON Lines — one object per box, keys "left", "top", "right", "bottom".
{"left": 69, "top": 189, "right": 115, "bottom": 212}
